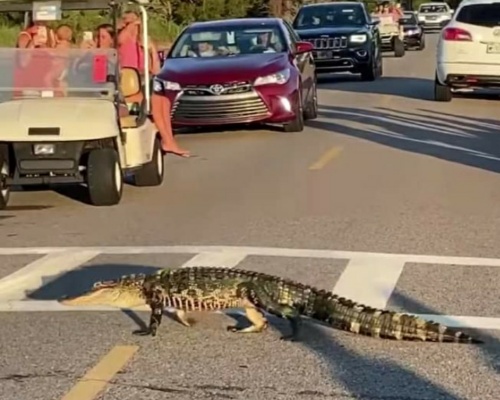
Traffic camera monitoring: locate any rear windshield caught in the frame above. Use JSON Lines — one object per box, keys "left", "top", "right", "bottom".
{"left": 456, "top": 4, "right": 500, "bottom": 27}
{"left": 419, "top": 5, "right": 448, "bottom": 13}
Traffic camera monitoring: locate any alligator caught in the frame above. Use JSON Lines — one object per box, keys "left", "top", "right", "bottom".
{"left": 59, "top": 266, "right": 482, "bottom": 344}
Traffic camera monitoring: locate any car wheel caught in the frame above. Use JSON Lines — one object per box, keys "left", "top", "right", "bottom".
{"left": 361, "top": 56, "right": 377, "bottom": 81}
{"left": 303, "top": 80, "right": 318, "bottom": 120}
{"left": 86, "top": 148, "right": 123, "bottom": 206}
{"left": 0, "top": 153, "right": 10, "bottom": 210}
{"left": 394, "top": 38, "right": 405, "bottom": 57}
{"left": 283, "top": 92, "right": 305, "bottom": 133}
{"left": 133, "top": 137, "right": 164, "bottom": 187}
{"left": 434, "top": 73, "right": 452, "bottom": 102}
{"left": 418, "top": 38, "right": 425, "bottom": 51}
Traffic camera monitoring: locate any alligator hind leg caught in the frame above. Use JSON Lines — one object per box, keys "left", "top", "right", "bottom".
{"left": 269, "top": 304, "right": 302, "bottom": 342}
{"left": 227, "top": 299, "right": 268, "bottom": 334}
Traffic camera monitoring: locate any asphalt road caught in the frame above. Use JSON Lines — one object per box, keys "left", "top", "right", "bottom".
{"left": 1, "top": 34, "right": 500, "bottom": 400}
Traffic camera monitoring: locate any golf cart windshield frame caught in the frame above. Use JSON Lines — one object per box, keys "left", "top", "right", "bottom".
{"left": 0, "top": 0, "right": 151, "bottom": 112}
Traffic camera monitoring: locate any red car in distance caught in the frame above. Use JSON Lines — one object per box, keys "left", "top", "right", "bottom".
{"left": 153, "top": 18, "right": 318, "bottom": 132}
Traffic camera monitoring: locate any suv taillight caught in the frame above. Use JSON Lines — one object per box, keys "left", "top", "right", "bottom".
{"left": 442, "top": 27, "right": 472, "bottom": 41}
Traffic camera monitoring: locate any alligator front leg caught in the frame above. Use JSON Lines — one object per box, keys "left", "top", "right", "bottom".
{"left": 133, "top": 288, "right": 165, "bottom": 337}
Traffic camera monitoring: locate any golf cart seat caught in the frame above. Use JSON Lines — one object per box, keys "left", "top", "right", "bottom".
{"left": 119, "top": 67, "right": 143, "bottom": 128}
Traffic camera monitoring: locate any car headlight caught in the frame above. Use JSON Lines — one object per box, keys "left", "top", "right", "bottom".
{"left": 405, "top": 29, "right": 418, "bottom": 35}
{"left": 152, "top": 78, "right": 181, "bottom": 93}
{"left": 349, "top": 34, "right": 367, "bottom": 43}
{"left": 254, "top": 69, "right": 290, "bottom": 86}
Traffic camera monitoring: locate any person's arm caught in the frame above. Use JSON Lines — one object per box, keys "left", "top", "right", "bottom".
{"left": 147, "top": 36, "right": 161, "bottom": 75}
{"left": 17, "top": 31, "right": 33, "bottom": 48}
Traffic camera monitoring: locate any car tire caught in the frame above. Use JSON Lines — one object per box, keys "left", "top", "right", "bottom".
{"left": 133, "top": 137, "right": 164, "bottom": 187}
{"left": 394, "top": 38, "right": 405, "bottom": 57}
{"left": 86, "top": 148, "right": 123, "bottom": 206}
{"left": 0, "top": 152, "right": 10, "bottom": 210}
{"left": 283, "top": 92, "right": 305, "bottom": 133}
{"left": 303, "top": 80, "right": 318, "bottom": 120}
{"left": 434, "top": 74, "right": 452, "bottom": 102}
{"left": 418, "top": 38, "right": 425, "bottom": 51}
{"left": 361, "top": 56, "right": 377, "bottom": 81}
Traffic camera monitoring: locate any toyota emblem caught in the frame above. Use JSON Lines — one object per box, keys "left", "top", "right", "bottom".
{"left": 209, "top": 84, "right": 225, "bottom": 95}
{"left": 494, "top": 29, "right": 500, "bottom": 37}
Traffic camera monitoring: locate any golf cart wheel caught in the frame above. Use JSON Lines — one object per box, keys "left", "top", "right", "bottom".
{"left": 86, "top": 148, "right": 123, "bottom": 206}
{"left": 434, "top": 74, "right": 452, "bottom": 102}
{"left": 133, "top": 137, "right": 164, "bottom": 187}
{"left": 0, "top": 152, "right": 10, "bottom": 210}
{"left": 394, "top": 38, "right": 405, "bottom": 57}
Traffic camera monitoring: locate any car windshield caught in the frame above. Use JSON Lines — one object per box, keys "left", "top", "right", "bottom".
{"left": 455, "top": 3, "right": 500, "bottom": 28}
{"left": 0, "top": 47, "right": 117, "bottom": 100}
{"left": 419, "top": 4, "right": 447, "bottom": 13}
{"left": 169, "top": 24, "right": 287, "bottom": 58}
{"left": 293, "top": 4, "right": 367, "bottom": 29}
{"left": 400, "top": 13, "right": 418, "bottom": 24}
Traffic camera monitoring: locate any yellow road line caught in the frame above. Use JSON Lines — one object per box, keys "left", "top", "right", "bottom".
{"left": 308, "top": 146, "right": 343, "bottom": 170}
{"left": 60, "top": 345, "right": 139, "bottom": 400}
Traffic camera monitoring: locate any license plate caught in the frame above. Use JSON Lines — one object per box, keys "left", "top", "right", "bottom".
{"left": 487, "top": 43, "right": 500, "bottom": 53}
{"left": 427, "top": 16, "right": 437, "bottom": 20}
{"left": 316, "top": 50, "right": 333, "bottom": 59}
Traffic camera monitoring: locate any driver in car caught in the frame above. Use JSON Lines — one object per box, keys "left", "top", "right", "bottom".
{"left": 250, "top": 32, "right": 279, "bottom": 53}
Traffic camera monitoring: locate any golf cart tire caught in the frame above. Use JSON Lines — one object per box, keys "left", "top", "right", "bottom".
{"left": 133, "top": 137, "right": 164, "bottom": 187}
{"left": 394, "top": 38, "right": 405, "bottom": 57}
{"left": 86, "top": 148, "right": 123, "bottom": 206}
{"left": 0, "top": 152, "right": 10, "bottom": 210}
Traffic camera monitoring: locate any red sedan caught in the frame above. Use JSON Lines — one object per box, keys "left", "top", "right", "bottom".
{"left": 153, "top": 18, "right": 318, "bottom": 132}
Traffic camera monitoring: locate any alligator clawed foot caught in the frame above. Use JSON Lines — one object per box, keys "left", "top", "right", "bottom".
{"left": 280, "top": 334, "right": 298, "bottom": 342}
{"left": 226, "top": 325, "right": 241, "bottom": 333}
{"left": 133, "top": 328, "right": 157, "bottom": 337}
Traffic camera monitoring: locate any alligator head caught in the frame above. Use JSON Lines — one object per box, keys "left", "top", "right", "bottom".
{"left": 59, "top": 274, "right": 148, "bottom": 308}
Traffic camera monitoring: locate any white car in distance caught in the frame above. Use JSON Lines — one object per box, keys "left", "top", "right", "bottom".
{"left": 417, "top": 2, "right": 454, "bottom": 32}
{"left": 435, "top": 0, "right": 500, "bottom": 102}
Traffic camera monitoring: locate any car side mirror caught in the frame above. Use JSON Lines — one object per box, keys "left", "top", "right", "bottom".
{"left": 295, "top": 41, "right": 314, "bottom": 54}
{"left": 370, "top": 19, "right": 380, "bottom": 26}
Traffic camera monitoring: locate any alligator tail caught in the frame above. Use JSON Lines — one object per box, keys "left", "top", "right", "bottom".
{"left": 319, "top": 294, "right": 483, "bottom": 344}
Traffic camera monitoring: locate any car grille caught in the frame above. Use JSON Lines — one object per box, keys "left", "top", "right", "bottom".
{"left": 183, "top": 81, "right": 252, "bottom": 96}
{"left": 171, "top": 91, "right": 269, "bottom": 122}
{"left": 304, "top": 37, "right": 348, "bottom": 50}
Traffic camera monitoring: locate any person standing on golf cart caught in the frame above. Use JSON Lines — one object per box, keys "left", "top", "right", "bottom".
{"left": 118, "top": 10, "right": 189, "bottom": 157}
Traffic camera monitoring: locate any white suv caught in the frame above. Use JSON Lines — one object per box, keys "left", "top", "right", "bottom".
{"left": 435, "top": 0, "right": 500, "bottom": 101}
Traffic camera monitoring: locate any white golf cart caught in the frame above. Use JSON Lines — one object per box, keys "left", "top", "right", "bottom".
{"left": 0, "top": 0, "right": 164, "bottom": 208}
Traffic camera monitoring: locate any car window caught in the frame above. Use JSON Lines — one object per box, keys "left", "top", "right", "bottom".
{"left": 419, "top": 5, "right": 448, "bottom": 13}
{"left": 283, "top": 20, "right": 301, "bottom": 43}
{"left": 169, "top": 24, "right": 287, "bottom": 58}
{"left": 293, "top": 4, "right": 368, "bottom": 29}
{"left": 455, "top": 3, "right": 500, "bottom": 28}
{"left": 400, "top": 13, "right": 417, "bottom": 24}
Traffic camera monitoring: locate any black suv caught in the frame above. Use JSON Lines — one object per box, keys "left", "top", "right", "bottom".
{"left": 292, "top": 1, "right": 382, "bottom": 81}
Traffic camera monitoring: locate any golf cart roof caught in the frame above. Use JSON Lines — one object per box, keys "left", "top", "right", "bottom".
{"left": 0, "top": 0, "right": 149, "bottom": 13}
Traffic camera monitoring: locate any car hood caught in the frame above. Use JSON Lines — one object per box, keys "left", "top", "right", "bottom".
{"left": 158, "top": 54, "right": 290, "bottom": 85}
{"left": 295, "top": 26, "right": 368, "bottom": 38}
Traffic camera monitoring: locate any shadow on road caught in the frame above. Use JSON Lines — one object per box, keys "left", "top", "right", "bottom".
{"left": 22, "top": 264, "right": 500, "bottom": 398}
{"left": 310, "top": 105, "right": 500, "bottom": 173}
{"left": 318, "top": 76, "right": 434, "bottom": 100}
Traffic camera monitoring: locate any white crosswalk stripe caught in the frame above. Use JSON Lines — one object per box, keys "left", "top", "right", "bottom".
{"left": 0, "top": 245, "right": 498, "bottom": 330}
